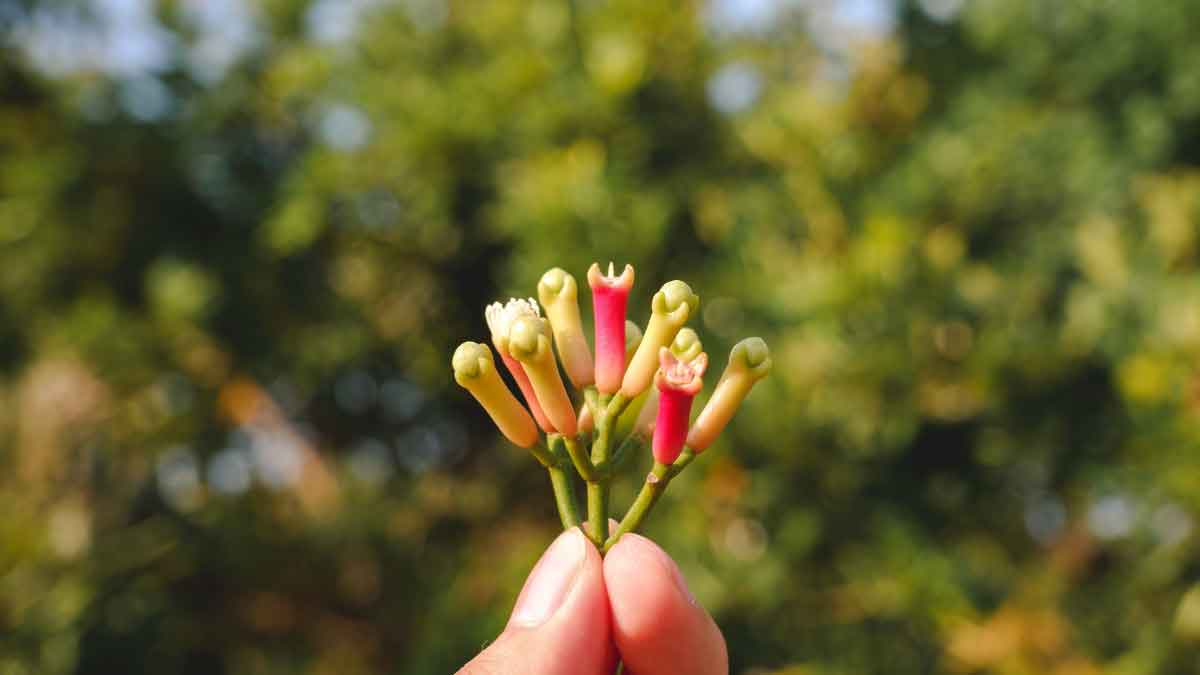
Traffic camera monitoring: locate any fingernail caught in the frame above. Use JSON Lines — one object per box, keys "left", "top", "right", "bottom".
{"left": 510, "top": 529, "right": 586, "bottom": 627}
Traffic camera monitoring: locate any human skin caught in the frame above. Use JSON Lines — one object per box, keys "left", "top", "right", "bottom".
{"left": 457, "top": 528, "right": 728, "bottom": 675}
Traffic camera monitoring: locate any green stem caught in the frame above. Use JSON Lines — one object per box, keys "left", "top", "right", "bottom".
{"left": 591, "top": 411, "right": 611, "bottom": 466}
{"left": 602, "top": 448, "right": 698, "bottom": 552}
{"left": 604, "top": 392, "right": 630, "bottom": 424}
{"left": 586, "top": 392, "right": 632, "bottom": 476}
{"left": 603, "top": 461, "right": 672, "bottom": 552}
{"left": 562, "top": 435, "right": 598, "bottom": 482}
{"left": 669, "top": 448, "right": 696, "bottom": 478}
{"left": 586, "top": 481, "right": 608, "bottom": 545}
{"left": 527, "top": 442, "right": 557, "bottom": 468}
{"left": 547, "top": 464, "right": 580, "bottom": 529}
{"left": 587, "top": 395, "right": 613, "bottom": 545}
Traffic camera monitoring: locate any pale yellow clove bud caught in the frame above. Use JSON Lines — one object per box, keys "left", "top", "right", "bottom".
{"left": 620, "top": 280, "right": 699, "bottom": 399}
{"left": 624, "top": 320, "right": 643, "bottom": 363}
{"left": 686, "top": 337, "right": 771, "bottom": 453}
{"left": 452, "top": 342, "right": 539, "bottom": 448}
{"left": 632, "top": 387, "right": 659, "bottom": 439}
{"left": 508, "top": 316, "right": 578, "bottom": 437}
{"left": 538, "top": 268, "right": 595, "bottom": 389}
{"left": 578, "top": 401, "right": 594, "bottom": 435}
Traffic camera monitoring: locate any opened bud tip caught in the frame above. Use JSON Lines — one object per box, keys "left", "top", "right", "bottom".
{"left": 587, "top": 262, "right": 635, "bottom": 291}
{"left": 655, "top": 347, "right": 707, "bottom": 396}
{"left": 485, "top": 297, "right": 541, "bottom": 355}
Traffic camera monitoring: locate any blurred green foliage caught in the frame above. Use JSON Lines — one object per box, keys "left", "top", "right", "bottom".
{"left": 2, "top": 0, "right": 1200, "bottom": 673}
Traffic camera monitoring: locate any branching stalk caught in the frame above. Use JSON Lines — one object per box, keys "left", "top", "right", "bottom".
{"left": 603, "top": 449, "right": 696, "bottom": 552}
{"left": 561, "top": 434, "right": 598, "bottom": 482}
{"left": 527, "top": 442, "right": 557, "bottom": 468}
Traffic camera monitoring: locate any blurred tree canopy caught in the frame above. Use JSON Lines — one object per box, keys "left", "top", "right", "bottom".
{"left": 2, "top": 0, "right": 1200, "bottom": 673}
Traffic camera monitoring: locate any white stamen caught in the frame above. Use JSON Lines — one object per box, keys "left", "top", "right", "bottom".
{"left": 485, "top": 297, "right": 541, "bottom": 339}
{"left": 608, "top": 261, "right": 615, "bottom": 277}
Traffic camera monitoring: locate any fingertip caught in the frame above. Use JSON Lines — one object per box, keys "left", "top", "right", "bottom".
{"left": 547, "top": 526, "right": 606, "bottom": 628}
{"left": 462, "top": 527, "right": 614, "bottom": 675}
{"left": 606, "top": 533, "right": 696, "bottom": 606}
{"left": 508, "top": 527, "right": 589, "bottom": 629}
{"left": 604, "top": 534, "right": 727, "bottom": 675}
{"left": 545, "top": 527, "right": 615, "bottom": 672}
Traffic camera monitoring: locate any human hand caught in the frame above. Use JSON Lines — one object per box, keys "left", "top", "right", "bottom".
{"left": 457, "top": 527, "right": 728, "bottom": 675}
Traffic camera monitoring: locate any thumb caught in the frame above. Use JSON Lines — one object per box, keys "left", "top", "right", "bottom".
{"left": 458, "top": 527, "right": 616, "bottom": 675}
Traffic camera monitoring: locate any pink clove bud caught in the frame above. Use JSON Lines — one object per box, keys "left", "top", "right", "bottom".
{"left": 651, "top": 347, "right": 707, "bottom": 465}
{"left": 588, "top": 262, "right": 635, "bottom": 394}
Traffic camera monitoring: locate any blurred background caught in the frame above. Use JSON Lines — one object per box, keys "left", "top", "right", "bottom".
{"left": 2, "top": 0, "right": 1200, "bottom": 673}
